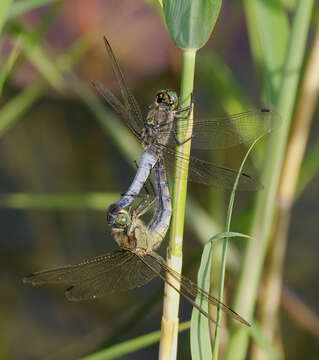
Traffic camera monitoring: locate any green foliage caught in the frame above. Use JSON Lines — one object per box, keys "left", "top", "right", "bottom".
{"left": 0, "top": 0, "right": 12, "bottom": 34}
{"left": 190, "top": 232, "right": 251, "bottom": 360}
{"left": 254, "top": 0, "right": 290, "bottom": 103}
{"left": 249, "top": 323, "right": 280, "bottom": 360}
{"left": 80, "top": 322, "right": 190, "bottom": 360}
{"left": 163, "top": 0, "right": 222, "bottom": 49}
{"left": 225, "top": 1, "right": 315, "bottom": 359}
{"left": 0, "top": 0, "right": 316, "bottom": 359}
{"left": 0, "top": 193, "right": 119, "bottom": 210}
{"left": 7, "top": 0, "right": 61, "bottom": 19}
{"left": 0, "top": 37, "right": 20, "bottom": 95}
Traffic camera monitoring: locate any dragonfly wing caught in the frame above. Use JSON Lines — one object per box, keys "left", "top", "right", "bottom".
{"left": 102, "top": 37, "right": 144, "bottom": 132}
{"left": 92, "top": 80, "right": 141, "bottom": 139}
{"left": 162, "top": 146, "right": 261, "bottom": 190}
{"left": 23, "top": 251, "right": 129, "bottom": 285}
{"left": 23, "top": 250, "right": 158, "bottom": 301}
{"left": 143, "top": 251, "right": 250, "bottom": 326}
{"left": 164, "top": 109, "right": 277, "bottom": 150}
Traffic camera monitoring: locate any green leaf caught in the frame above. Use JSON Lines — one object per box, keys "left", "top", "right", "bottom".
{"left": 0, "top": 82, "right": 46, "bottom": 137}
{"left": 81, "top": 322, "right": 190, "bottom": 360}
{"left": 296, "top": 137, "right": 319, "bottom": 197}
{"left": 190, "top": 241, "right": 213, "bottom": 360}
{"left": 198, "top": 51, "right": 252, "bottom": 114}
{"left": 0, "top": 34, "right": 91, "bottom": 138}
{"left": 249, "top": 323, "right": 280, "bottom": 360}
{"left": 0, "top": 0, "right": 12, "bottom": 33}
{"left": 163, "top": 0, "right": 222, "bottom": 49}
{"left": 254, "top": 0, "right": 290, "bottom": 103}
{"left": 225, "top": 1, "right": 314, "bottom": 359}
{"left": 212, "top": 134, "right": 266, "bottom": 359}
{"left": 209, "top": 232, "right": 252, "bottom": 244}
{"left": 6, "top": 22, "right": 64, "bottom": 90}
{"left": 20, "top": 33, "right": 64, "bottom": 90}
{"left": 0, "top": 36, "right": 21, "bottom": 95}
{"left": 0, "top": 193, "right": 120, "bottom": 210}
{"left": 190, "top": 231, "right": 251, "bottom": 359}
{"left": 7, "top": 0, "right": 61, "bottom": 19}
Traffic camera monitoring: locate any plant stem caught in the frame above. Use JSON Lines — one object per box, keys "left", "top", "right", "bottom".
{"left": 158, "top": 48, "right": 196, "bottom": 360}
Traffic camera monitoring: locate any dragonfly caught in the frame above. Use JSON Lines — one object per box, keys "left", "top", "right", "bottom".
{"left": 23, "top": 157, "right": 249, "bottom": 326}
{"left": 93, "top": 37, "right": 276, "bottom": 224}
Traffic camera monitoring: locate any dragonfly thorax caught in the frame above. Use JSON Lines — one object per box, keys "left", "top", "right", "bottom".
{"left": 140, "top": 100, "right": 175, "bottom": 152}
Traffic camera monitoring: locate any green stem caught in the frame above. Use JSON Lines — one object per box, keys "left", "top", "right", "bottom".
{"left": 170, "top": 49, "right": 197, "bottom": 256}
{"left": 158, "top": 48, "right": 196, "bottom": 360}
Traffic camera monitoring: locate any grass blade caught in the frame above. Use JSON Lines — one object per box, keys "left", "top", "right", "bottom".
{"left": 190, "top": 232, "right": 251, "bottom": 359}
{"left": 212, "top": 134, "right": 265, "bottom": 359}
{"left": 0, "top": 36, "right": 21, "bottom": 95}
{"left": 7, "top": 0, "right": 61, "bottom": 19}
{"left": 0, "top": 0, "right": 12, "bottom": 33}
{"left": 0, "top": 193, "right": 119, "bottom": 210}
{"left": 80, "top": 322, "right": 190, "bottom": 360}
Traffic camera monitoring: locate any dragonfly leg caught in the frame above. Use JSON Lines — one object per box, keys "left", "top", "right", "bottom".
{"left": 135, "top": 197, "right": 156, "bottom": 218}
{"left": 134, "top": 192, "right": 150, "bottom": 214}
{"left": 172, "top": 122, "right": 193, "bottom": 145}
{"left": 174, "top": 134, "right": 193, "bottom": 146}
{"left": 174, "top": 105, "right": 191, "bottom": 114}
{"left": 174, "top": 114, "right": 188, "bottom": 119}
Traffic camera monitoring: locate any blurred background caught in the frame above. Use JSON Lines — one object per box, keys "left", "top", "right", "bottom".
{"left": 0, "top": 0, "right": 318, "bottom": 359}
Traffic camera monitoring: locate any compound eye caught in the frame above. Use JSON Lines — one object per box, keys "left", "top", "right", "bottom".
{"left": 115, "top": 213, "right": 130, "bottom": 227}
{"left": 156, "top": 92, "right": 164, "bottom": 103}
{"left": 167, "top": 91, "right": 178, "bottom": 108}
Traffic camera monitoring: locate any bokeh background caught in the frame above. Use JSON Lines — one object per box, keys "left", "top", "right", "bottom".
{"left": 0, "top": 1, "right": 318, "bottom": 359}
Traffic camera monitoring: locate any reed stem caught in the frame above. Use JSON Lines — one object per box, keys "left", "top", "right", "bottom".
{"left": 158, "top": 48, "right": 196, "bottom": 360}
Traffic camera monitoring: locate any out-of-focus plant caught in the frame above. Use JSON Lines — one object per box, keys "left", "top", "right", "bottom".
{"left": 0, "top": 0, "right": 317, "bottom": 359}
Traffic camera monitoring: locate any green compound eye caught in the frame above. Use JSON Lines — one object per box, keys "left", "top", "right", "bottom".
{"left": 115, "top": 212, "right": 130, "bottom": 227}
{"left": 167, "top": 90, "right": 178, "bottom": 108}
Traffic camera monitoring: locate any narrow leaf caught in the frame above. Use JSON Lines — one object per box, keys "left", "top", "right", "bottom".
{"left": 254, "top": 0, "right": 290, "bottom": 103}
{"left": 81, "top": 322, "right": 190, "bottom": 360}
{"left": 209, "top": 232, "right": 252, "bottom": 244}
{"left": 0, "top": 37, "right": 21, "bottom": 95}
{"left": 0, "top": 0, "right": 12, "bottom": 33}
{"left": 7, "top": 0, "right": 60, "bottom": 19}
{"left": 190, "top": 241, "right": 213, "bottom": 360}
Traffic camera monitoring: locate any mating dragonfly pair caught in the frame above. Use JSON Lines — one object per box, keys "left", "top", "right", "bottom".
{"left": 24, "top": 37, "right": 276, "bottom": 327}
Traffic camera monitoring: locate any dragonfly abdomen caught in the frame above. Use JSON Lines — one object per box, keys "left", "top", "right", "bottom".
{"left": 148, "top": 157, "right": 172, "bottom": 248}
{"left": 106, "top": 151, "right": 158, "bottom": 224}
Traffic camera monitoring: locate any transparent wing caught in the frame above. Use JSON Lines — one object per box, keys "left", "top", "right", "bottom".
{"left": 97, "top": 36, "right": 144, "bottom": 133}
{"left": 92, "top": 80, "right": 141, "bottom": 139}
{"left": 164, "top": 109, "right": 277, "bottom": 150}
{"left": 139, "top": 252, "right": 250, "bottom": 326}
{"left": 23, "top": 250, "right": 158, "bottom": 301}
{"left": 161, "top": 146, "right": 261, "bottom": 190}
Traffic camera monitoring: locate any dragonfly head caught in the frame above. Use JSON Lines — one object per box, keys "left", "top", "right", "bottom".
{"left": 114, "top": 210, "right": 131, "bottom": 229}
{"left": 155, "top": 90, "right": 178, "bottom": 110}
